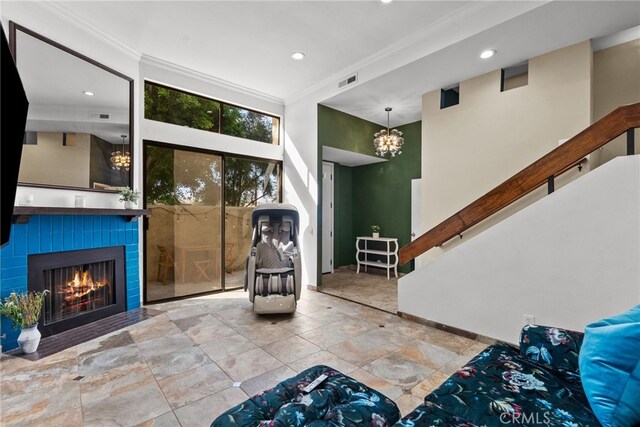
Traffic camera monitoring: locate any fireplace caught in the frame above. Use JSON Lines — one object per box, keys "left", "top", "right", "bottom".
{"left": 28, "top": 247, "right": 126, "bottom": 337}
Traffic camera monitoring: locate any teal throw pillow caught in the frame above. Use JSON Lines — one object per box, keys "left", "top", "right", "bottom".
{"left": 579, "top": 305, "right": 640, "bottom": 427}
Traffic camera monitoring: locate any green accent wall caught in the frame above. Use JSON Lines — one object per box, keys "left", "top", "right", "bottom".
{"left": 318, "top": 105, "right": 382, "bottom": 154}
{"left": 318, "top": 104, "right": 421, "bottom": 276}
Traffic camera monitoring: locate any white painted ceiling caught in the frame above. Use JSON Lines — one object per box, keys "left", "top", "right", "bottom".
{"left": 51, "top": 0, "right": 475, "bottom": 99}
{"left": 19, "top": 1, "right": 640, "bottom": 129}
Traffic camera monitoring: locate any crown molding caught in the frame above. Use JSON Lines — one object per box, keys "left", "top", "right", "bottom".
{"left": 36, "top": 1, "right": 141, "bottom": 61}
{"left": 140, "top": 55, "right": 284, "bottom": 107}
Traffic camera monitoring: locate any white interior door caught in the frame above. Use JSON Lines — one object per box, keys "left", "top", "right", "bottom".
{"left": 411, "top": 178, "right": 422, "bottom": 269}
{"left": 322, "top": 162, "right": 334, "bottom": 273}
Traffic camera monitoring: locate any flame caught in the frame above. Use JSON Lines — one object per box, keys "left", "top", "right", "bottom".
{"left": 62, "top": 270, "right": 109, "bottom": 302}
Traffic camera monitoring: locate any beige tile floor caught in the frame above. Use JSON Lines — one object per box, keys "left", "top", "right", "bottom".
{"left": 0, "top": 289, "right": 487, "bottom": 427}
{"left": 321, "top": 267, "right": 398, "bottom": 313}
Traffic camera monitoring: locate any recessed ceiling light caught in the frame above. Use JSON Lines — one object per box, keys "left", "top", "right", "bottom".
{"left": 291, "top": 52, "right": 305, "bottom": 60}
{"left": 380, "top": 0, "right": 393, "bottom": 3}
{"left": 83, "top": 91, "right": 94, "bottom": 96}
{"left": 480, "top": 49, "right": 496, "bottom": 59}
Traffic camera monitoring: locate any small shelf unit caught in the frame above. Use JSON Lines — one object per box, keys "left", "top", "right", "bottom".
{"left": 355, "top": 236, "right": 399, "bottom": 280}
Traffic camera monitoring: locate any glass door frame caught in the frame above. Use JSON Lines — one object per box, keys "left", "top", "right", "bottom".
{"left": 142, "top": 139, "right": 283, "bottom": 304}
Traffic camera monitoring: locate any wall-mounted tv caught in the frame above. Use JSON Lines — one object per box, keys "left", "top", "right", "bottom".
{"left": 1, "top": 23, "right": 29, "bottom": 246}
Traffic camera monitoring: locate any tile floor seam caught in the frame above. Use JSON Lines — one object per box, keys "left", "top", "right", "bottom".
{"left": 261, "top": 334, "right": 322, "bottom": 365}
{"left": 73, "top": 348, "right": 88, "bottom": 427}
{"left": 128, "top": 322, "right": 182, "bottom": 426}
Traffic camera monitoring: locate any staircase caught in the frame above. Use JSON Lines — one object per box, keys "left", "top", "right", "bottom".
{"left": 399, "top": 102, "right": 640, "bottom": 265}
{"left": 397, "top": 103, "right": 640, "bottom": 343}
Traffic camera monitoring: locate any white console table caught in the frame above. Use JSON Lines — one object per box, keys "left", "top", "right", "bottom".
{"left": 356, "top": 236, "right": 399, "bottom": 280}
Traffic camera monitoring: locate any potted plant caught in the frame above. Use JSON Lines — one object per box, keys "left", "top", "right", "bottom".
{"left": 119, "top": 187, "right": 140, "bottom": 209}
{"left": 371, "top": 225, "right": 381, "bottom": 239}
{"left": 0, "top": 290, "right": 48, "bottom": 354}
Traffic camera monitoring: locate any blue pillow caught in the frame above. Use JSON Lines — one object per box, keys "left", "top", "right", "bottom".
{"left": 579, "top": 305, "right": 640, "bottom": 427}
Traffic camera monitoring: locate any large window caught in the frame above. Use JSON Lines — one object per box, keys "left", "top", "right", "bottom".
{"left": 144, "top": 81, "right": 279, "bottom": 145}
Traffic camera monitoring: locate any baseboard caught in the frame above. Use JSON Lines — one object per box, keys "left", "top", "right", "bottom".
{"left": 397, "top": 311, "right": 497, "bottom": 345}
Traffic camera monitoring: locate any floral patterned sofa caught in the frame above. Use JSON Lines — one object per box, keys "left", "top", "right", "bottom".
{"left": 210, "top": 325, "right": 599, "bottom": 427}
{"left": 396, "top": 325, "right": 599, "bottom": 426}
{"left": 211, "top": 365, "right": 401, "bottom": 426}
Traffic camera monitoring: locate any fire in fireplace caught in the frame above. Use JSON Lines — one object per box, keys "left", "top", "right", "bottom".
{"left": 43, "top": 260, "right": 115, "bottom": 325}
{"left": 29, "top": 247, "right": 125, "bottom": 337}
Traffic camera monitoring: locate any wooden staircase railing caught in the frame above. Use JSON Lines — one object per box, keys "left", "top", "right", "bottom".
{"left": 399, "top": 102, "right": 640, "bottom": 266}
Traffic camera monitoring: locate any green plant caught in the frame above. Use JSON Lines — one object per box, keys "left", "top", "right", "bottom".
{"left": 371, "top": 225, "right": 381, "bottom": 233}
{"left": 0, "top": 291, "right": 48, "bottom": 329}
{"left": 119, "top": 187, "right": 140, "bottom": 203}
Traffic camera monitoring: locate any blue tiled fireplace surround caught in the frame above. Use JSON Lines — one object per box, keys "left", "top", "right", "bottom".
{"left": 0, "top": 214, "right": 141, "bottom": 351}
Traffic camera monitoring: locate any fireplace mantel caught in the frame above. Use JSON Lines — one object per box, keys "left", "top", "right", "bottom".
{"left": 12, "top": 206, "right": 151, "bottom": 224}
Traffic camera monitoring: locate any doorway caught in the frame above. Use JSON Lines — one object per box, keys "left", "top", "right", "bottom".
{"left": 322, "top": 161, "right": 334, "bottom": 274}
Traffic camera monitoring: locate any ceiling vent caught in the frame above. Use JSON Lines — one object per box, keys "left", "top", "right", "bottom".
{"left": 338, "top": 73, "right": 357, "bottom": 89}
{"left": 89, "top": 113, "right": 111, "bottom": 120}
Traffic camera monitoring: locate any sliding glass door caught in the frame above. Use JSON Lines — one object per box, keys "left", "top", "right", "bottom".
{"left": 144, "top": 142, "right": 282, "bottom": 302}
{"left": 224, "top": 157, "right": 281, "bottom": 289}
{"left": 144, "top": 143, "right": 222, "bottom": 302}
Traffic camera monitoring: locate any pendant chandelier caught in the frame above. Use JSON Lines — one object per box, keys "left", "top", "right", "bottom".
{"left": 373, "top": 107, "right": 404, "bottom": 157}
{"left": 110, "top": 134, "right": 130, "bottom": 171}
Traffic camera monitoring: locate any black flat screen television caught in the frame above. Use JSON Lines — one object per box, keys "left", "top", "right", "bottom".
{"left": 1, "top": 23, "right": 29, "bottom": 246}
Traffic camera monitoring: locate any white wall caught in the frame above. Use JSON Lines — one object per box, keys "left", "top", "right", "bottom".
{"left": 283, "top": 90, "right": 332, "bottom": 288}
{"left": 399, "top": 155, "right": 640, "bottom": 344}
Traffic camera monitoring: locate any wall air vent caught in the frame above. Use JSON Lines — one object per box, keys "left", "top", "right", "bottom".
{"left": 89, "top": 113, "right": 111, "bottom": 120}
{"left": 338, "top": 73, "right": 358, "bottom": 89}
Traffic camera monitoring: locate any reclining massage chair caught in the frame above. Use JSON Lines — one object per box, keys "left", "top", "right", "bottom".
{"left": 244, "top": 203, "right": 301, "bottom": 314}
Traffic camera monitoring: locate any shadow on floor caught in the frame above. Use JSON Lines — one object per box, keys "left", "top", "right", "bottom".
{"left": 319, "top": 267, "right": 398, "bottom": 314}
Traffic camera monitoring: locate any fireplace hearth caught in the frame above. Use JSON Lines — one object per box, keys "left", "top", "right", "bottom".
{"left": 29, "top": 247, "right": 126, "bottom": 337}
